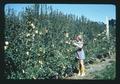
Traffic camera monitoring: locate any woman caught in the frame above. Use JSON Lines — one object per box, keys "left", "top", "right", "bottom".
{"left": 72, "top": 35, "right": 85, "bottom": 76}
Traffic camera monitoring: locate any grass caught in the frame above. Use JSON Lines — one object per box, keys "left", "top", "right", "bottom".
{"left": 93, "top": 61, "right": 116, "bottom": 80}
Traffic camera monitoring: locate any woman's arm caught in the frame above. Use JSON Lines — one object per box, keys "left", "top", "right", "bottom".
{"left": 65, "top": 40, "right": 84, "bottom": 48}
{"left": 72, "top": 41, "right": 83, "bottom": 48}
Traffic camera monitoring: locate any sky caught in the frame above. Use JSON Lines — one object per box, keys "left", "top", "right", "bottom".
{"left": 5, "top": 4, "right": 116, "bottom": 23}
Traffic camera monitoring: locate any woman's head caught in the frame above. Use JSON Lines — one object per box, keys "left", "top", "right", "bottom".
{"left": 75, "top": 35, "right": 83, "bottom": 41}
